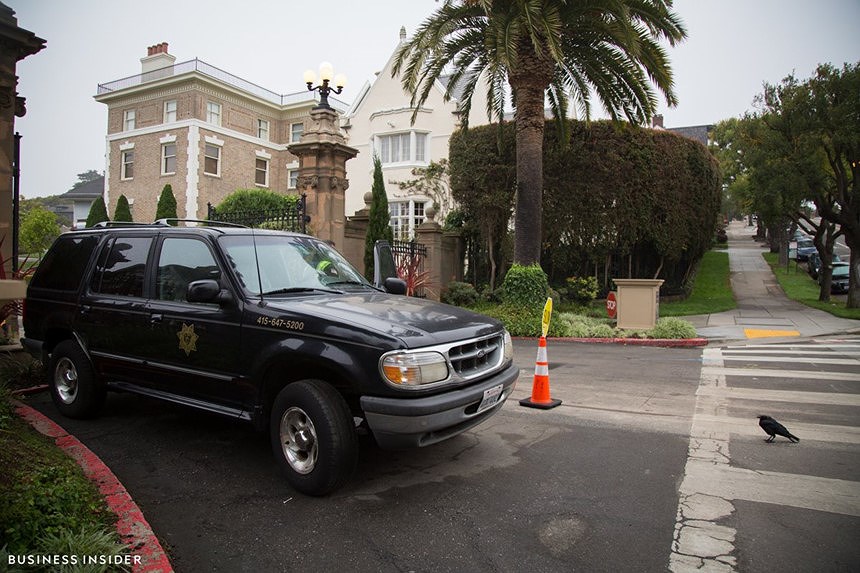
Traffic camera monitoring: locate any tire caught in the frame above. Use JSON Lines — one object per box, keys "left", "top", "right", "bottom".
{"left": 270, "top": 379, "right": 358, "bottom": 496}
{"left": 48, "top": 339, "right": 105, "bottom": 419}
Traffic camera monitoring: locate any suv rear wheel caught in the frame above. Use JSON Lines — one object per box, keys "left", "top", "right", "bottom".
{"left": 49, "top": 340, "right": 105, "bottom": 419}
{"left": 270, "top": 379, "right": 358, "bottom": 496}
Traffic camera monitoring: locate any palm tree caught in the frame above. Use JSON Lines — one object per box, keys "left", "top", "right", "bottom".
{"left": 393, "top": 0, "right": 686, "bottom": 266}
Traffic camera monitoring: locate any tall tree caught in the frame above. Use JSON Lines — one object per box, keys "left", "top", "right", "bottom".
{"left": 70, "top": 170, "right": 102, "bottom": 190}
{"left": 752, "top": 63, "right": 859, "bottom": 306}
{"left": 364, "top": 155, "right": 394, "bottom": 279}
{"left": 394, "top": 0, "right": 686, "bottom": 266}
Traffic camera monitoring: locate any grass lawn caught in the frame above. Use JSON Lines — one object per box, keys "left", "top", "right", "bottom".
{"left": 763, "top": 252, "right": 860, "bottom": 320}
{"left": 660, "top": 250, "right": 735, "bottom": 316}
{"left": 0, "top": 358, "right": 127, "bottom": 560}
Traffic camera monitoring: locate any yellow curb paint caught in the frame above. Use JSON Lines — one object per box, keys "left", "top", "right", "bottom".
{"left": 744, "top": 328, "right": 800, "bottom": 339}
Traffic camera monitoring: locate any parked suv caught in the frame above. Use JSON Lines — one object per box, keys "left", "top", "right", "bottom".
{"left": 22, "top": 222, "right": 518, "bottom": 495}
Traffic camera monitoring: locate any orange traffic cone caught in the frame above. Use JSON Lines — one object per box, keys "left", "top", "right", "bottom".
{"left": 519, "top": 335, "right": 562, "bottom": 409}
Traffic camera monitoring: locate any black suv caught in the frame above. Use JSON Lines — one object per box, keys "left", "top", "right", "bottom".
{"left": 22, "top": 222, "right": 517, "bottom": 495}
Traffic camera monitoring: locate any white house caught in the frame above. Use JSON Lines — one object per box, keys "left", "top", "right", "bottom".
{"left": 341, "top": 27, "right": 492, "bottom": 239}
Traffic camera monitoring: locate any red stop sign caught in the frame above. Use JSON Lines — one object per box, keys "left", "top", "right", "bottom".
{"left": 606, "top": 291, "right": 617, "bottom": 319}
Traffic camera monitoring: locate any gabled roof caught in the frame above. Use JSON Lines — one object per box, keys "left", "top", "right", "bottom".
{"left": 60, "top": 175, "right": 104, "bottom": 200}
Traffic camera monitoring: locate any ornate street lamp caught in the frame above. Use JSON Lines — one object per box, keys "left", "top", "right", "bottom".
{"left": 303, "top": 62, "right": 347, "bottom": 110}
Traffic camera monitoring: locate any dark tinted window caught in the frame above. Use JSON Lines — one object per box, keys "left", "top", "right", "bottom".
{"left": 156, "top": 238, "right": 219, "bottom": 302}
{"left": 91, "top": 236, "right": 152, "bottom": 297}
{"left": 30, "top": 235, "right": 99, "bottom": 291}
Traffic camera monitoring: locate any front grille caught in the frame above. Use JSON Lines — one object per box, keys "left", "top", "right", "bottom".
{"left": 448, "top": 334, "right": 503, "bottom": 379}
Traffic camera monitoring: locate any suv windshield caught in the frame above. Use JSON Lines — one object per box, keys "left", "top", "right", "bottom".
{"left": 220, "top": 234, "right": 370, "bottom": 296}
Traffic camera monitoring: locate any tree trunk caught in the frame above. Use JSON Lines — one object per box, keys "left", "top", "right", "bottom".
{"left": 509, "top": 42, "right": 553, "bottom": 268}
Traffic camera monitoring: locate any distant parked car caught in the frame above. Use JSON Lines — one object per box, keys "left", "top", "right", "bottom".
{"left": 795, "top": 239, "right": 816, "bottom": 262}
{"left": 819, "top": 262, "right": 850, "bottom": 294}
{"left": 806, "top": 252, "right": 842, "bottom": 280}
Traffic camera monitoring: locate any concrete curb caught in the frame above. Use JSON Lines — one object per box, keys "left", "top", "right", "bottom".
{"left": 13, "top": 401, "right": 173, "bottom": 573}
{"left": 516, "top": 337, "right": 709, "bottom": 348}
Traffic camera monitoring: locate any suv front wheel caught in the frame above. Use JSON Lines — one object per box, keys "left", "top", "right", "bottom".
{"left": 49, "top": 340, "right": 106, "bottom": 419}
{"left": 270, "top": 379, "right": 358, "bottom": 496}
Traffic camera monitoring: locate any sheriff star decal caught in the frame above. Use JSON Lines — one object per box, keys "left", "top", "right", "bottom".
{"left": 177, "top": 323, "right": 199, "bottom": 356}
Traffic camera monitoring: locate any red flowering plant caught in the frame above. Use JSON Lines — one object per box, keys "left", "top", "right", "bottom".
{"left": 0, "top": 235, "right": 35, "bottom": 335}
{"left": 395, "top": 248, "right": 432, "bottom": 298}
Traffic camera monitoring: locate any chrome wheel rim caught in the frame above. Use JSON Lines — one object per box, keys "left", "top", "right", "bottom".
{"left": 54, "top": 357, "right": 78, "bottom": 404}
{"left": 279, "top": 407, "right": 318, "bottom": 475}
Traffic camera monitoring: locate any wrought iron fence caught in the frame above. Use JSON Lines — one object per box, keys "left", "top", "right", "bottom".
{"left": 206, "top": 194, "right": 308, "bottom": 233}
{"left": 391, "top": 240, "right": 428, "bottom": 298}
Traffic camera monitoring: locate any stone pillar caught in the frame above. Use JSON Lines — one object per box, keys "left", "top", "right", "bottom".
{"left": 0, "top": 3, "right": 44, "bottom": 283}
{"left": 343, "top": 191, "right": 371, "bottom": 274}
{"left": 287, "top": 106, "right": 358, "bottom": 249}
{"left": 415, "top": 206, "right": 463, "bottom": 301}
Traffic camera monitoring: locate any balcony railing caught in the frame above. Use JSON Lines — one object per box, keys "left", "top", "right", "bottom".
{"left": 96, "top": 58, "right": 349, "bottom": 112}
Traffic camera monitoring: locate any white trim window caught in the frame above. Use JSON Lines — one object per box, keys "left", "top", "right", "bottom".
{"left": 162, "top": 143, "right": 177, "bottom": 175}
{"left": 288, "top": 169, "right": 299, "bottom": 189}
{"left": 121, "top": 150, "right": 134, "bottom": 180}
{"left": 207, "top": 101, "right": 222, "bottom": 126}
{"left": 257, "top": 119, "right": 270, "bottom": 141}
{"left": 204, "top": 143, "right": 221, "bottom": 176}
{"left": 123, "top": 109, "right": 136, "bottom": 131}
{"left": 290, "top": 122, "right": 304, "bottom": 143}
{"left": 377, "top": 131, "right": 429, "bottom": 166}
{"left": 164, "top": 100, "right": 177, "bottom": 123}
{"left": 255, "top": 158, "right": 269, "bottom": 187}
{"left": 389, "top": 200, "right": 426, "bottom": 240}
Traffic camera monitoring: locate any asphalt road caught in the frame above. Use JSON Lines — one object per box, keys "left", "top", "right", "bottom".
{"left": 25, "top": 337, "right": 859, "bottom": 572}
{"left": 26, "top": 340, "right": 703, "bottom": 573}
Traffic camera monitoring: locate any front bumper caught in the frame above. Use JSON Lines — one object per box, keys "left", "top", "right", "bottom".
{"left": 360, "top": 362, "right": 519, "bottom": 449}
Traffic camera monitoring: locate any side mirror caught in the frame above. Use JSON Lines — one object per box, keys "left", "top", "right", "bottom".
{"left": 373, "top": 240, "right": 398, "bottom": 289}
{"left": 187, "top": 279, "right": 232, "bottom": 305}
{"left": 383, "top": 277, "right": 407, "bottom": 295}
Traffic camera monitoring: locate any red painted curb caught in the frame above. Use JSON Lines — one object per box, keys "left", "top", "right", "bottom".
{"left": 514, "top": 336, "right": 708, "bottom": 348}
{"left": 13, "top": 401, "right": 173, "bottom": 573}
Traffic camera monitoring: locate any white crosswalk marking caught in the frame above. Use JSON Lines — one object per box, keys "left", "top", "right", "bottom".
{"left": 670, "top": 338, "right": 860, "bottom": 572}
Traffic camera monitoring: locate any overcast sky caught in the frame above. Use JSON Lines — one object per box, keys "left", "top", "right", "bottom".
{"left": 9, "top": 0, "right": 860, "bottom": 199}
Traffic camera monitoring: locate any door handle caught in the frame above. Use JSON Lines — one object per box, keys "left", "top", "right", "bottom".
{"left": 150, "top": 314, "right": 163, "bottom": 324}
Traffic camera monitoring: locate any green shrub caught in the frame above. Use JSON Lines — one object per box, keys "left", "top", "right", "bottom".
{"left": 650, "top": 317, "right": 698, "bottom": 339}
{"left": 155, "top": 184, "right": 178, "bottom": 222}
{"left": 501, "top": 264, "right": 549, "bottom": 309}
{"left": 85, "top": 196, "right": 109, "bottom": 228}
{"left": 113, "top": 195, "right": 133, "bottom": 222}
{"left": 441, "top": 282, "right": 479, "bottom": 307}
{"left": 588, "top": 323, "right": 617, "bottom": 338}
{"left": 565, "top": 276, "right": 599, "bottom": 304}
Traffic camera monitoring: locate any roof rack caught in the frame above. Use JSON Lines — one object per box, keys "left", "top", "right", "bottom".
{"left": 91, "top": 221, "right": 157, "bottom": 228}
{"left": 153, "top": 218, "right": 249, "bottom": 228}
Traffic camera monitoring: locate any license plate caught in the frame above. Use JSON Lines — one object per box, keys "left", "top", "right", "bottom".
{"left": 476, "top": 384, "right": 504, "bottom": 414}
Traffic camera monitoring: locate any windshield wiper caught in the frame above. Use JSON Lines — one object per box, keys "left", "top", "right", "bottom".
{"left": 323, "top": 280, "right": 370, "bottom": 288}
{"left": 261, "top": 286, "right": 342, "bottom": 296}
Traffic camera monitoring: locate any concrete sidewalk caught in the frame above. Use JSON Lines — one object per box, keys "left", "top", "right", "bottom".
{"left": 682, "top": 220, "right": 860, "bottom": 343}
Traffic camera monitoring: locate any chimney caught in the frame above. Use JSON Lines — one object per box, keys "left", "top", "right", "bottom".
{"left": 652, "top": 114, "right": 664, "bottom": 129}
{"left": 141, "top": 41, "right": 176, "bottom": 76}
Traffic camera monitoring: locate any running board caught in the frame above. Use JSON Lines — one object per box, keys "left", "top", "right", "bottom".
{"left": 107, "top": 381, "right": 252, "bottom": 421}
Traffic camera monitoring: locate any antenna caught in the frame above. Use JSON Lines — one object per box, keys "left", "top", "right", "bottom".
{"left": 251, "top": 226, "right": 265, "bottom": 306}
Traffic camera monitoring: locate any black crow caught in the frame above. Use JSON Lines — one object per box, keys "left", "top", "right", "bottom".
{"left": 757, "top": 415, "right": 800, "bottom": 443}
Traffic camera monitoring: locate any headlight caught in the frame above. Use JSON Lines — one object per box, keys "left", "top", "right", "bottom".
{"left": 503, "top": 330, "right": 513, "bottom": 361}
{"left": 381, "top": 351, "right": 449, "bottom": 387}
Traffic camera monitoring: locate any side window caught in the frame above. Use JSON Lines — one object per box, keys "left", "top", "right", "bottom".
{"left": 30, "top": 236, "right": 99, "bottom": 291}
{"left": 156, "top": 238, "right": 220, "bottom": 303}
{"left": 90, "top": 236, "right": 152, "bottom": 298}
